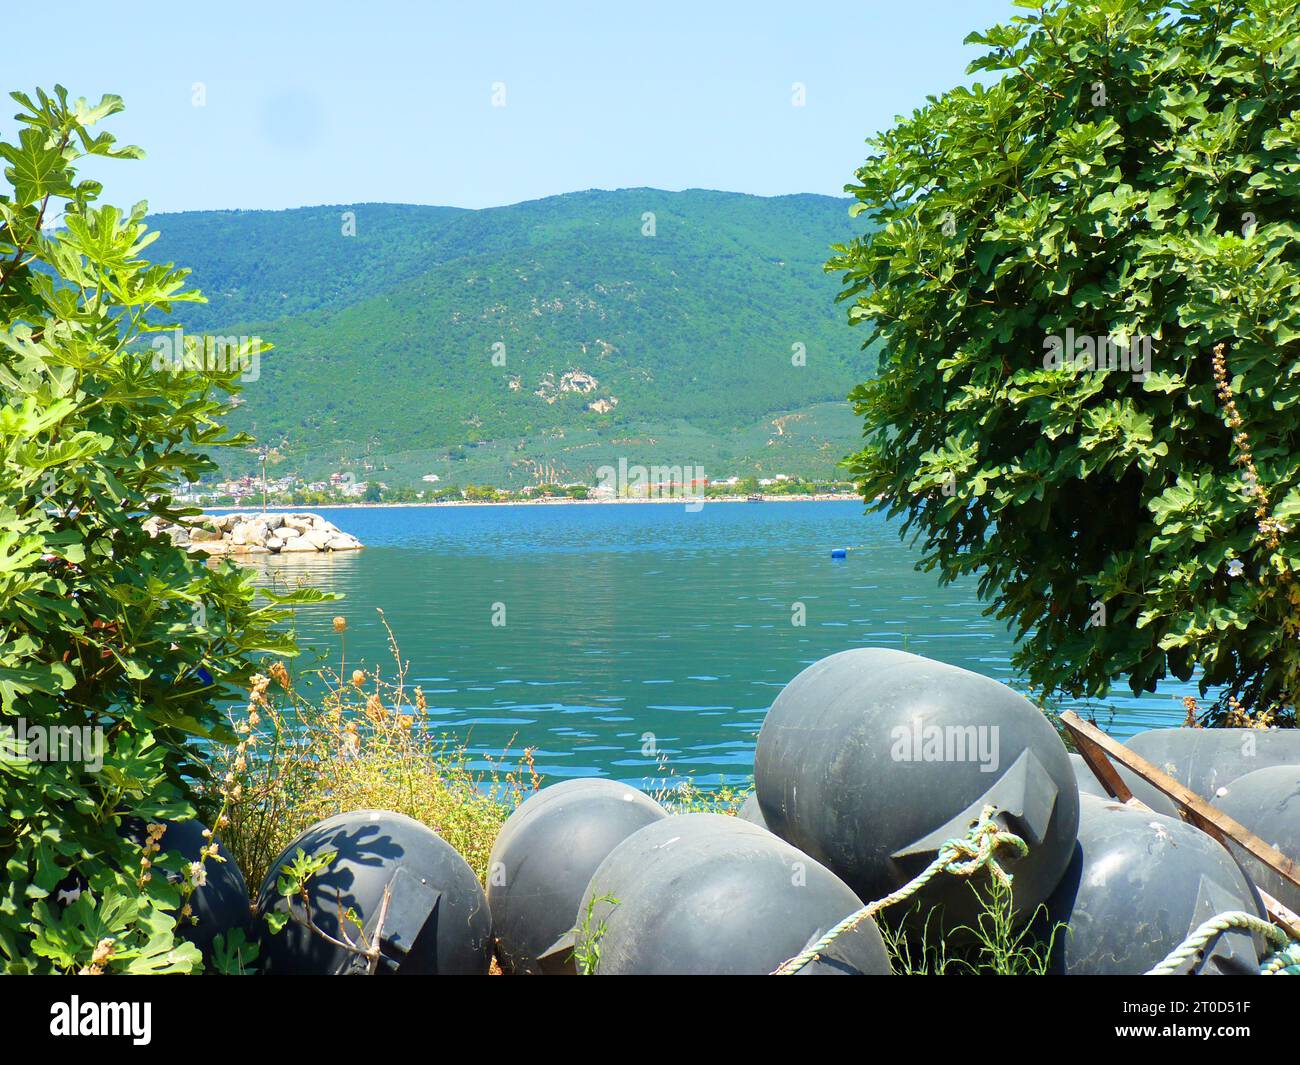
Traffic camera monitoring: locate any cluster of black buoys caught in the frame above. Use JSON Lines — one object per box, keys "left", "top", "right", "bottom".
{"left": 486, "top": 785, "right": 891, "bottom": 975}
{"left": 137, "top": 651, "right": 1297, "bottom": 976}
{"left": 476, "top": 648, "right": 1297, "bottom": 975}
{"left": 748, "top": 649, "right": 1299, "bottom": 975}
{"left": 487, "top": 778, "right": 668, "bottom": 973}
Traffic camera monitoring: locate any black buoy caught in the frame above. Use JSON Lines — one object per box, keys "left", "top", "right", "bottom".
{"left": 1068, "top": 752, "right": 1178, "bottom": 817}
{"left": 1046, "top": 794, "right": 1267, "bottom": 975}
{"left": 486, "top": 778, "right": 667, "bottom": 974}
{"left": 576, "top": 813, "right": 891, "bottom": 975}
{"left": 255, "top": 810, "right": 491, "bottom": 974}
{"left": 754, "top": 648, "right": 1078, "bottom": 933}
{"left": 157, "top": 820, "right": 251, "bottom": 960}
{"left": 1125, "top": 727, "right": 1300, "bottom": 803}
{"left": 121, "top": 818, "right": 250, "bottom": 962}
{"left": 1213, "top": 764, "right": 1300, "bottom": 914}
{"left": 736, "top": 791, "right": 770, "bottom": 831}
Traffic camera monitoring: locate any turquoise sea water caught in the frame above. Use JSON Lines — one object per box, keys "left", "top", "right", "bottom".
{"left": 221, "top": 501, "right": 1195, "bottom": 788}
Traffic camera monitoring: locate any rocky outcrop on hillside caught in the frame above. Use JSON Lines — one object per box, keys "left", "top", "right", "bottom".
{"left": 144, "top": 512, "right": 363, "bottom": 556}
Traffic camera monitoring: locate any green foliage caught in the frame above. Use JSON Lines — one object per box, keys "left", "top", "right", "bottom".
{"left": 573, "top": 892, "right": 618, "bottom": 975}
{"left": 655, "top": 779, "right": 749, "bottom": 815}
{"left": 832, "top": 0, "right": 1300, "bottom": 721}
{"left": 269, "top": 847, "right": 337, "bottom": 936}
{"left": 0, "top": 86, "right": 314, "bottom": 972}
{"left": 145, "top": 191, "right": 873, "bottom": 485}
{"left": 951, "top": 877, "right": 1060, "bottom": 976}
{"left": 208, "top": 927, "right": 259, "bottom": 975}
{"left": 881, "top": 881, "right": 1060, "bottom": 976}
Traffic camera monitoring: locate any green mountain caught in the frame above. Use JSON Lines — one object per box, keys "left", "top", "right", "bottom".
{"left": 148, "top": 188, "right": 875, "bottom": 488}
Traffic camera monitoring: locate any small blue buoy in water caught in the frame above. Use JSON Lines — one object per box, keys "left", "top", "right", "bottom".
{"left": 830, "top": 548, "right": 847, "bottom": 559}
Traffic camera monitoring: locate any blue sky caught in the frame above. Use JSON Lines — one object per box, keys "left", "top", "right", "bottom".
{"left": 7, "top": 0, "right": 1019, "bottom": 214}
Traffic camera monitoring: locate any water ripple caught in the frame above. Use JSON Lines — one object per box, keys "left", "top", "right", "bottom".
{"left": 227, "top": 502, "right": 1196, "bottom": 787}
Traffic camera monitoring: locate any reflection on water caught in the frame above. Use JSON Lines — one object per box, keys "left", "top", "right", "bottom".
{"left": 220, "top": 502, "right": 1194, "bottom": 787}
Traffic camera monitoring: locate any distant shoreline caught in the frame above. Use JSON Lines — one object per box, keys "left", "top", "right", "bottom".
{"left": 205, "top": 494, "right": 863, "bottom": 511}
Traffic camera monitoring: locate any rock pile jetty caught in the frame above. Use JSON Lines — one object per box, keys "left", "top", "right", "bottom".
{"left": 144, "top": 512, "right": 363, "bottom": 556}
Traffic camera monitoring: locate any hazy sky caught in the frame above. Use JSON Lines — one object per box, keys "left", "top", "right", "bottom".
{"left": 6, "top": 0, "right": 1019, "bottom": 214}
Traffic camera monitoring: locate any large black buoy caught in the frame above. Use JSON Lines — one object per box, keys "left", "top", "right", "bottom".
{"left": 1068, "top": 753, "right": 1178, "bottom": 817}
{"left": 576, "top": 813, "right": 891, "bottom": 975}
{"left": 754, "top": 648, "right": 1078, "bottom": 933}
{"left": 1046, "top": 794, "right": 1267, "bottom": 975}
{"left": 486, "top": 778, "right": 667, "bottom": 974}
{"left": 255, "top": 810, "right": 491, "bottom": 974}
{"left": 736, "top": 791, "right": 771, "bottom": 831}
{"left": 121, "top": 818, "right": 250, "bottom": 962}
{"left": 1125, "top": 727, "right": 1300, "bottom": 803}
{"left": 1213, "top": 764, "right": 1300, "bottom": 914}
{"left": 158, "top": 820, "right": 251, "bottom": 960}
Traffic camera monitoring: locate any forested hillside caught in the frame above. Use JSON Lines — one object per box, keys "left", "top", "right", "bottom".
{"left": 149, "top": 188, "right": 875, "bottom": 486}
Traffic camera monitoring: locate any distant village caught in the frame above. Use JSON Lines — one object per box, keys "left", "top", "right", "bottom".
{"left": 175, "top": 471, "right": 372, "bottom": 506}
{"left": 175, "top": 469, "right": 856, "bottom": 507}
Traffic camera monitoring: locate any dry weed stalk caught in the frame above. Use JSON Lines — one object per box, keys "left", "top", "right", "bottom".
{"left": 215, "top": 609, "right": 539, "bottom": 891}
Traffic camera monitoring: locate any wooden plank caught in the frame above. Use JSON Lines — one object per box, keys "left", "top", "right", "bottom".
{"left": 1256, "top": 888, "right": 1300, "bottom": 939}
{"left": 1073, "top": 731, "right": 1134, "bottom": 802}
{"left": 1060, "top": 711, "right": 1300, "bottom": 940}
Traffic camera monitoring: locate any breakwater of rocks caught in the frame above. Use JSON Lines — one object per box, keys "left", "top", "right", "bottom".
{"left": 144, "top": 512, "right": 363, "bottom": 556}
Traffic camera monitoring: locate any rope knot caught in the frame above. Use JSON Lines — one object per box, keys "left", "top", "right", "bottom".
{"left": 936, "top": 805, "right": 1029, "bottom": 885}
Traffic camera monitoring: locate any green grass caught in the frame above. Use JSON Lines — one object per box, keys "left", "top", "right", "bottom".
{"left": 880, "top": 878, "right": 1062, "bottom": 976}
